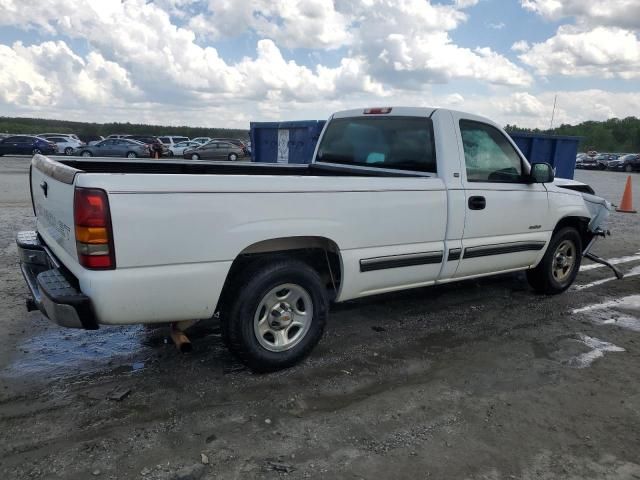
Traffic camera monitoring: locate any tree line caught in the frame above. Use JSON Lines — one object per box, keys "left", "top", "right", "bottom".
{"left": 0, "top": 116, "right": 249, "bottom": 140}
{"left": 506, "top": 116, "right": 640, "bottom": 153}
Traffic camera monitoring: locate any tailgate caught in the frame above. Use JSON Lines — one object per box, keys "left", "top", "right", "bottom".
{"left": 30, "top": 155, "right": 81, "bottom": 261}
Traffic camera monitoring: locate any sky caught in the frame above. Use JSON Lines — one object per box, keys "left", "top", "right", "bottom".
{"left": 0, "top": 0, "right": 638, "bottom": 129}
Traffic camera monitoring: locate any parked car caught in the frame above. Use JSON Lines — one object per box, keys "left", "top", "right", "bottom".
{"left": 168, "top": 140, "right": 200, "bottom": 157}
{"left": 210, "top": 138, "right": 250, "bottom": 156}
{"left": 608, "top": 154, "right": 640, "bottom": 172}
{"left": 0, "top": 135, "right": 57, "bottom": 156}
{"left": 191, "top": 137, "right": 211, "bottom": 145}
{"left": 159, "top": 136, "right": 190, "bottom": 146}
{"left": 183, "top": 141, "right": 245, "bottom": 161}
{"left": 18, "top": 106, "right": 617, "bottom": 372}
{"left": 124, "top": 135, "right": 170, "bottom": 157}
{"left": 38, "top": 132, "right": 80, "bottom": 141}
{"left": 75, "top": 138, "right": 150, "bottom": 158}
{"left": 78, "top": 135, "right": 105, "bottom": 146}
{"left": 45, "top": 136, "right": 84, "bottom": 156}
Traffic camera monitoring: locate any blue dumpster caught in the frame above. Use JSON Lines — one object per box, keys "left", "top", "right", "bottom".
{"left": 250, "top": 120, "right": 326, "bottom": 164}
{"left": 508, "top": 132, "right": 582, "bottom": 179}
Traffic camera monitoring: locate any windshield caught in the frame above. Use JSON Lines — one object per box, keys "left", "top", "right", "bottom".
{"left": 316, "top": 116, "right": 436, "bottom": 173}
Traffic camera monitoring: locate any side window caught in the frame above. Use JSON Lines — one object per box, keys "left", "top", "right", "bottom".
{"left": 159, "top": 137, "right": 170, "bottom": 143}
{"left": 459, "top": 120, "right": 524, "bottom": 183}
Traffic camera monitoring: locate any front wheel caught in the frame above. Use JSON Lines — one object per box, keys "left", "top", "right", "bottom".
{"left": 64, "top": 147, "right": 74, "bottom": 156}
{"left": 126, "top": 151, "right": 137, "bottom": 158}
{"left": 228, "top": 153, "right": 238, "bottom": 161}
{"left": 527, "top": 227, "right": 582, "bottom": 294}
{"left": 221, "top": 259, "right": 328, "bottom": 372}
{"left": 191, "top": 153, "right": 200, "bottom": 160}
{"left": 81, "top": 151, "right": 92, "bottom": 157}
{"left": 32, "top": 148, "right": 42, "bottom": 155}
{"left": 625, "top": 164, "right": 633, "bottom": 173}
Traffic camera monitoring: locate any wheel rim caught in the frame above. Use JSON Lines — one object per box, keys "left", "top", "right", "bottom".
{"left": 626, "top": 165, "right": 632, "bottom": 172}
{"left": 552, "top": 239, "right": 576, "bottom": 283}
{"left": 191, "top": 154, "right": 198, "bottom": 160}
{"left": 127, "top": 152, "right": 136, "bottom": 158}
{"left": 230, "top": 154, "right": 237, "bottom": 161}
{"left": 82, "top": 151, "right": 91, "bottom": 157}
{"left": 65, "top": 148, "right": 73, "bottom": 155}
{"left": 253, "top": 283, "right": 313, "bottom": 352}
{"left": 33, "top": 149, "right": 41, "bottom": 155}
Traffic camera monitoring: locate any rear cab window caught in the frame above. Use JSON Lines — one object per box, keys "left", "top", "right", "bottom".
{"left": 316, "top": 116, "right": 437, "bottom": 173}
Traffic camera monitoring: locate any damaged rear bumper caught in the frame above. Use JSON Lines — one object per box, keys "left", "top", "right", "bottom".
{"left": 17, "top": 231, "right": 98, "bottom": 329}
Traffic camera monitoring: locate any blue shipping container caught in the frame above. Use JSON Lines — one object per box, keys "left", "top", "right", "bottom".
{"left": 250, "top": 120, "right": 326, "bottom": 164}
{"left": 508, "top": 132, "right": 582, "bottom": 180}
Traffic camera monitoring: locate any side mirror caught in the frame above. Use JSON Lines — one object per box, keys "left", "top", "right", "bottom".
{"left": 530, "top": 162, "right": 554, "bottom": 183}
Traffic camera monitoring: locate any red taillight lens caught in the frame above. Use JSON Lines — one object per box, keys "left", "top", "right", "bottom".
{"left": 74, "top": 187, "right": 115, "bottom": 270}
{"left": 363, "top": 107, "right": 392, "bottom": 114}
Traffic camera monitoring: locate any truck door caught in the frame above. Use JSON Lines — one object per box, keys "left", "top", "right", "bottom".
{"left": 452, "top": 115, "right": 551, "bottom": 279}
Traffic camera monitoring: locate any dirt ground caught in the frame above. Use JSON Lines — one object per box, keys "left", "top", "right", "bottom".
{"left": 0, "top": 157, "right": 639, "bottom": 480}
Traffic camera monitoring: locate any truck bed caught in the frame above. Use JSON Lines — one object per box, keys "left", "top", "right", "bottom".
{"left": 55, "top": 158, "right": 422, "bottom": 177}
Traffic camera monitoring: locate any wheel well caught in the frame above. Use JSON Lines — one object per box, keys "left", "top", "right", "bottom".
{"left": 215, "top": 237, "right": 342, "bottom": 314}
{"left": 553, "top": 216, "right": 592, "bottom": 248}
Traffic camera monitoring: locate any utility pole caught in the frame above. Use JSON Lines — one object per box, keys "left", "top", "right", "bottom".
{"left": 549, "top": 94, "right": 557, "bottom": 131}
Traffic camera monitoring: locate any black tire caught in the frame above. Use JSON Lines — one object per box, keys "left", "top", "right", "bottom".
{"left": 625, "top": 164, "right": 633, "bottom": 173}
{"left": 527, "top": 227, "right": 582, "bottom": 294}
{"left": 32, "top": 148, "right": 42, "bottom": 155}
{"left": 221, "top": 259, "right": 328, "bottom": 372}
{"left": 228, "top": 153, "right": 238, "bottom": 161}
{"left": 167, "top": 150, "right": 174, "bottom": 157}
{"left": 126, "top": 151, "right": 137, "bottom": 158}
{"left": 64, "top": 147, "right": 74, "bottom": 156}
{"left": 81, "top": 151, "right": 92, "bottom": 157}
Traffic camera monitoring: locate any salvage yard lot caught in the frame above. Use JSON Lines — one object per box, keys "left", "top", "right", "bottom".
{"left": 0, "top": 157, "right": 638, "bottom": 480}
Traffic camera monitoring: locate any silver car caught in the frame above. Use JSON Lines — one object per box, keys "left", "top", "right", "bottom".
{"left": 183, "top": 141, "right": 245, "bottom": 161}
{"left": 76, "top": 138, "right": 150, "bottom": 158}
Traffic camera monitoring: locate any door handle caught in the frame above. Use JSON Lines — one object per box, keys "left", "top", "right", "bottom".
{"left": 468, "top": 196, "right": 486, "bottom": 210}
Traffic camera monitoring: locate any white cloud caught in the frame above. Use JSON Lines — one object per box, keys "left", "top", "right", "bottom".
{"left": 521, "top": 0, "right": 640, "bottom": 29}
{"left": 488, "top": 22, "right": 506, "bottom": 30}
{"left": 0, "top": 41, "right": 139, "bottom": 109}
{"left": 511, "top": 40, "right": 530, "bottom": 52}
{"left": 518, "top": 26, "right": 640, "bottom": 79}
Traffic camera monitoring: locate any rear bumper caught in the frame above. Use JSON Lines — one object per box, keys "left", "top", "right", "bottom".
{"left": 16, "top": 231, "right": 98, "bottom": 330}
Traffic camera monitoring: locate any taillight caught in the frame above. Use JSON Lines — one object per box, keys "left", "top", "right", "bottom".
{"left": 73, "top": 187, "right": 115, "bottom": 269}
{"left": 363, "top": 107, "right": 392, "bottom": 114}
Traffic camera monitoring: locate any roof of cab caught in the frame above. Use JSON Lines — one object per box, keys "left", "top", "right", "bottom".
{"left": 331, "top": 107, "right": 437, "bottom": 119}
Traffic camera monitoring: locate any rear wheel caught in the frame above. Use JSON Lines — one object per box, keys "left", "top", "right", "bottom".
{"left": 126, "top": 151, "right": 137, "bottom": 158}
{"left": 221, "top": 259, "right": 328, "bottom": 372}
{"left": 527, "top": 227, "right": 582, "bottom": 294}
{"left": 191, "top": 153, "right": 200, "bottom": 160}
{"left": 228, "top": 153, "right": 238, "bottom": 161}
{"left": 81, "top": 150, "right": 92, "bottom": 157}
{"left": 31, "top": 148, "right": 42, "bottom": 155}
{"left": 64, "top": 147, "right": 74, "bottom": 156}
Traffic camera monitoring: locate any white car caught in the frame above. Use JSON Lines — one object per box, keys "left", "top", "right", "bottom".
{"left": 159, "top": 136, "right": 190, "bottom": 147}
{"left": 44, "top": 135, "right": 84, "bottom": 156}
{"left": 39, "top": 132, "right": 80, "bottom": 141}
{"left": 17, "top": 106, "right": 618, "bottom": 373}
{"left": 191, "top": 137, "right": 211, "bottom": 145}
{"left": 168, "top": 140, "right": 200, "bottom": 156}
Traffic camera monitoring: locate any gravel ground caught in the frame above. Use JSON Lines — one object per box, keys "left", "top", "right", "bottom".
{"left": 0, "top": 157, "right": 639, "bottom": 480}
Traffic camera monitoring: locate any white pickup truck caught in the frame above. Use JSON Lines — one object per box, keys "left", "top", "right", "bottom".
{"left": 17, "top": 107, "right": 619, "bottom": 372}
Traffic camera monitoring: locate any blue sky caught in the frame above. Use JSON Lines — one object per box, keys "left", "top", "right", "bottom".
{"left": 0, "top": 0, "right": 638, "bottom": 128}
